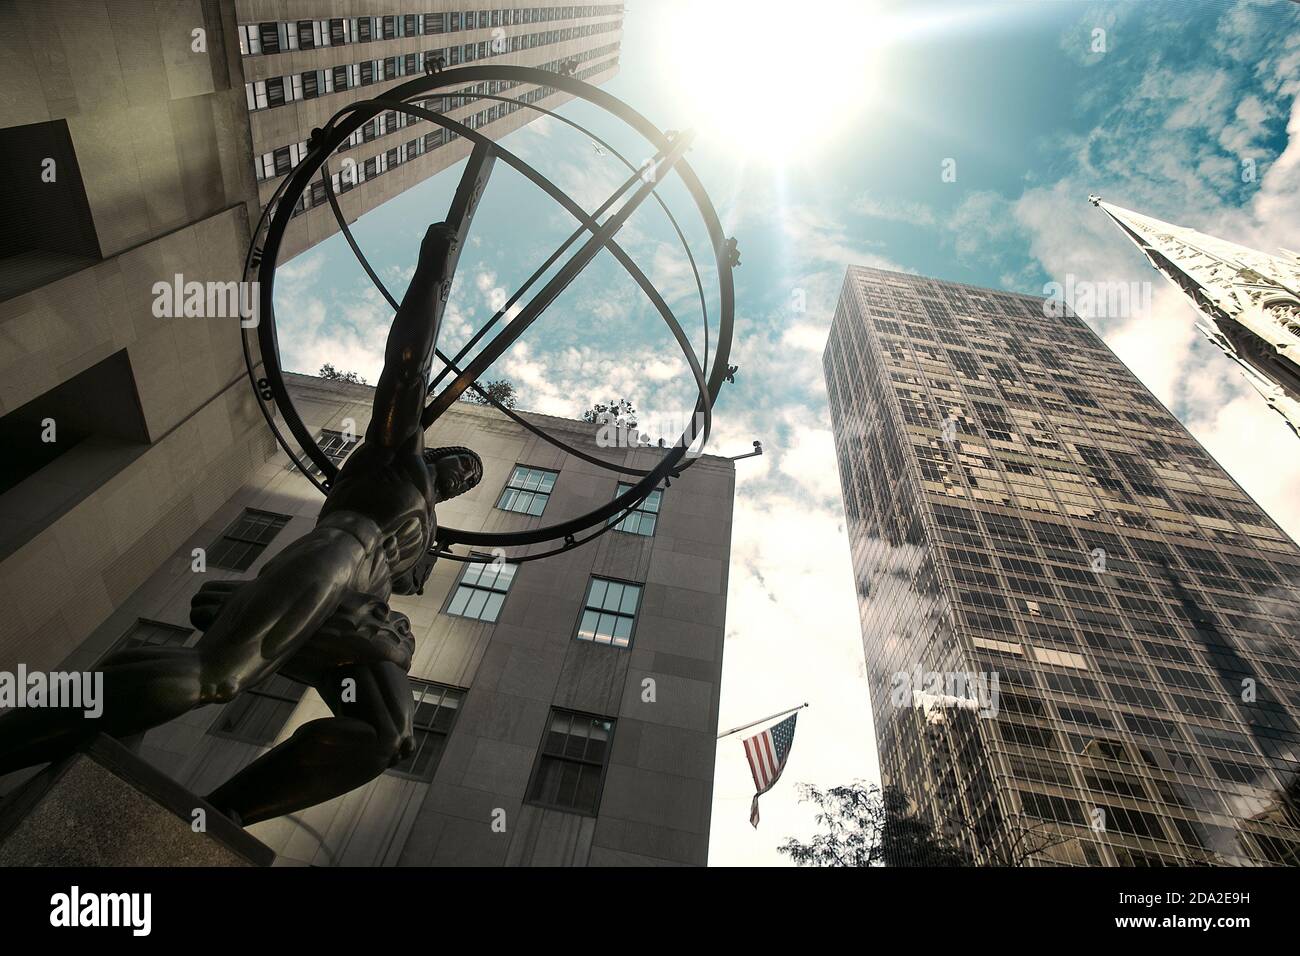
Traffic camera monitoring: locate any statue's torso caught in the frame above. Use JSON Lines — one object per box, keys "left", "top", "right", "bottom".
{"left": 317, "top": 441, "right": 436, "bottom": 595}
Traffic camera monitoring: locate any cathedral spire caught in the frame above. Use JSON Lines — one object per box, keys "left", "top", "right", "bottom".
{"left": 1092, "top": 196, "right": 1300, "bottom": 436}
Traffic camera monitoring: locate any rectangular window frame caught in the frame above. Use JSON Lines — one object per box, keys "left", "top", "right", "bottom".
{"left": 98, "top": 618, "right": 194, "bottom": 666}
{"left": 496, "top": 464, "right": 558, "bottom": 516}
{"left": 208, "top": 672, "right": 304, "bottom": 746}
{"left": 609, "top": 482, "right": 662, "bottom": 536}
{"left": 207, "top": 508, "right": 290, "bottom": 572}
{"left": 524, "top": 708, "right": 616, "bottom": 817}
{"left": 387, "top": 680, "right": 466, "bottom": 781}
{"left": 444, "top": 553, "right": 517, "bottom": 623}
{"left": 575, "top": 575, "right": 642, "bottom": 648}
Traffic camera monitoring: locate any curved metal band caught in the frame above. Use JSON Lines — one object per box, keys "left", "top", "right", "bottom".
{"left": 360, "top": 97, "right": 713, "bottom": 470}
{"left": 249, "top": 65, "right": 734, "bottom": 551}
{"left": 244, "top": 97, "right": 672, "bottom": 504}
{"left": 408, "top": 91, "right": 712, "bottom": 393}
{"left": 339, "top": 99, "right": 712, "bottom": 546}
{"left": 318, "top": 127, "right": 682, "bottom": 482}
{"left": 435, "top": 491, "right": 650, "bottom": 565}
{"left": 241, "top": 167, "right": 334, "bottom": 495}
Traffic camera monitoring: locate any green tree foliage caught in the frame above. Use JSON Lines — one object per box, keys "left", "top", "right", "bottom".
{"left": 780, "top": 779, "right": 1081, "bottom": 866}
{"left": 778, "top": 781, "right": 974, "bottom": 867}
{"left": 582, "top": 397, "right": 637, "bottom": 428}
{"left": 317, "top": 363, "right": 367, "bottom": 385}
{"left": 879, "top": 785, "right": 975, "bottom": 867}
{"left": 460, "top": 378, "right": 519, "bottom": 409}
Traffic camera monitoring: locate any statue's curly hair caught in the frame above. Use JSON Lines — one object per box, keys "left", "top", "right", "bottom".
{"left": 422, "top": 445, "right": 484, "bottom": 500}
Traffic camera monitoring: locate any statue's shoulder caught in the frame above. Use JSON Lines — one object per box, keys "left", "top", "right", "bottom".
{"left": 392, "top": 437, "right": 437, "bottom": 503}
{"left": 327, "top": 437, "right": 434, "bottom": 504}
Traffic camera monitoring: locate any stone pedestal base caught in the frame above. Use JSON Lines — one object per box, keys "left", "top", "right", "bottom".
{"left": 0, "top": 734, "right": 272, "bottom": 866}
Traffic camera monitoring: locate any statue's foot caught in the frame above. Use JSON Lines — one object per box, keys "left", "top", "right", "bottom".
{"left": 208, "top": 801, "right": 243, "bottom": 828}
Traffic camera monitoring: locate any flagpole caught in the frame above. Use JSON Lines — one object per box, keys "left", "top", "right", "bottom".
{"left": 715, "top": 702, "right": 808, "bottom": 740}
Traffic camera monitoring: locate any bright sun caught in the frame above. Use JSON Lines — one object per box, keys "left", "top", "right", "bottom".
{"left": 660, "top": 0, "right": 880, "bottom": 166}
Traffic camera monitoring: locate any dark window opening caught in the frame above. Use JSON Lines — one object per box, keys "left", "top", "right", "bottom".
{"left": 265, "top": 76, "right": 286, "bottom": 107}
{"left": 526, "top": 710, "right": 615, "bottom": 816}
{"left": 98, "top": 619, "right": 194, "bottom": 666}
{"left": 388, "top": 681, "right": 465, "bottom": 780}
{"left": 257, "top": 22, "right": 280, "bottom": 53}
{"left": 207, "top": 508, "right": 290, "bottom": 571}
{"left": 0, "top": 119, "right": 100, "bottom": 300}
{"left": 209, "top": 672, "right": 304, "bottom": 745}
{"left": 0, "top": 349, "right": 149, "bottom": 562}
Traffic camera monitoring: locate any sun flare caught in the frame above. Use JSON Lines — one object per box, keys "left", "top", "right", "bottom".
{"left": 660, "top": 0, "right": 881, "bottom": 166}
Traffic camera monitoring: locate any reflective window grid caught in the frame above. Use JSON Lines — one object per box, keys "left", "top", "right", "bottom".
{"left": 825, "top": 266, "right": 1300, "bottom": 867}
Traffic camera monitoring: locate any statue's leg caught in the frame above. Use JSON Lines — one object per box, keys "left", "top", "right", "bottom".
{"left": 0, "top": 524, "right": 372, "bottom": 776}
{"left": 0, "top": 647, "right": 205, "bottom": 775}
{"left": 206, "top": 659, "right": 414, "bottom": 826}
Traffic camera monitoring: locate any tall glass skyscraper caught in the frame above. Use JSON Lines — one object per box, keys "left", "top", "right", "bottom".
{"left": 824, "top": 265, "right": 1300, "bottom": 866}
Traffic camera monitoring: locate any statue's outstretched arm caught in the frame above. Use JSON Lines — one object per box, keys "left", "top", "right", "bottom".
{"left": 366, "top": 142, "right": 496, "bottom": 450}
{"left": 366, "top": 224, "right": 456, "bottom": 450}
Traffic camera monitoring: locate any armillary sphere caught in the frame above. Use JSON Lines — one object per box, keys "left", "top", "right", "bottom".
{"left": 241, "top": 65, "right": 736, "bottom": 565}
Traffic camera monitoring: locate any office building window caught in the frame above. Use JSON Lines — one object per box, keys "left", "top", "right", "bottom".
{"left": 207, "top": 509, "right": 290, "bottom": 571}
{"left": 576, "top": 577, "right": 641, "bottom": 647}
{"left": 238, "top": 24, "right": 262, "bottom": 55}
{"left": 209, "top": 673, "right": 303, "bottom": 745}
{"left": 272, "top": 145, "right": 292, "bottom": 174}
{"left": 307, "top": 428, "right": 359, "bottom": 477}
{"left": 245, "top": 80, "right": 268, "bottom": 110}
{"left": 526, "top": 710, "right": 615, "bottom": 816}
{"left": 258, "top": 22, "right": 280, "bottom": 54}
{"left": 388, "top": 680, "right": 466, "bottom": 780}
{"left": 265, "top": 76, "right": 286, "bottom": 107}
{"left": 610, "top": 482, "right": 662, "bottom": 536}
{"left": 98, "top": 619, "right": 193, "bottom": 665}
{"left": 446, "top": 555, "right": 516, "bottom": 623}
{"left": 497, "top": 465, "right": 557, "bottom": 516}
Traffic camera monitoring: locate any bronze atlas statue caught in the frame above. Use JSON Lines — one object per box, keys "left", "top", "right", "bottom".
{"left": 0, "top": 66, "right": 736, "bottom": 827}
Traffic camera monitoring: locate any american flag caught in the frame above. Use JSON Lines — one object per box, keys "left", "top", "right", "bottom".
{"left": 743, "top": 713, "right": 798, "bottom": 828}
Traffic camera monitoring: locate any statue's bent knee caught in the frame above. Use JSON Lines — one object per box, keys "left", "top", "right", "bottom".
{"left": 379, "top": 727, "right": 415, "bottom": 766}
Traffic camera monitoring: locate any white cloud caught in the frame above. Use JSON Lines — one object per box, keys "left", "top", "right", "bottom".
{"left": 776, "top": 425, "right": 842, "bottom": 503}
{"left": 710, "top": 490, "right": 877, "bottom": 865}
{"left": 940, "top": 11, "right": 1300, "bottom": 546}
{"left": 851, "top": 193, "right": 937, "bottom": 226}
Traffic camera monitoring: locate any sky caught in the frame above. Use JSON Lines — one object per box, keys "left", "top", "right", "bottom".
{"left": 270, "top": 0, "right": 1300, "bottom": 865}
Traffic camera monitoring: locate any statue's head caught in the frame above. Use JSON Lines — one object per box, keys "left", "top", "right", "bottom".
{"left": 423, "top": 446, "right": 484, "bottom": 501}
